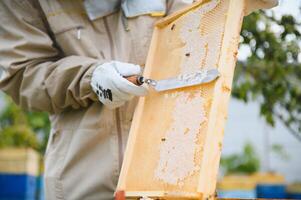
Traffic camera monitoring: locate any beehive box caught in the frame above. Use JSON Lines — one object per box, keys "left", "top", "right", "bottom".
{"left": 217, "top": 175, "right": 257, "bottom": 199}
{"left": 0, "top": 148, "right": 39, "bottom": 176}
{"left": 0, "top": 148, "right": 40, "bottom": 199}
{"left": 117, "top": 0, "right": 246, "bottom": 199}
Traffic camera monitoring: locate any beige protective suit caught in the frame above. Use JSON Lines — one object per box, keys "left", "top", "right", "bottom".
{"left": 0, "top": 0, "right": 277, "bottom": 199}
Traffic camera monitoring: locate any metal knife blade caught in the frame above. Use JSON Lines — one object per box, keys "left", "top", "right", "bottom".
{"left": 137, "top": 69, "right": 220, "bottom": 92}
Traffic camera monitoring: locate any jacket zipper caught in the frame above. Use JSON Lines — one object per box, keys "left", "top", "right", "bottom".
{"left": 103, "top": 17, "right": 123, "bottom": 170}
{"left": 77, "top": 26, "right": 83, "bottom": 40}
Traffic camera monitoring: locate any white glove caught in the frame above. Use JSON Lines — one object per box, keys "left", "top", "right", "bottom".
{"left": 90, "top": 61, "right": 148, "bottom": 109}
{"left": 245, "top": 0, "right": 278, "bottom": 16}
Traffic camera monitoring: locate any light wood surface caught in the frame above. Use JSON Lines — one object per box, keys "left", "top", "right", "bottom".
{"left": 117, "top": 0, "right": 246, "bottom": 199}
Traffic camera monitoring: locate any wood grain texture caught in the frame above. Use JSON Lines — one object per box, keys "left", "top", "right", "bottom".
{"left": 117, "top": 0, "right": 246, "bottom": 199}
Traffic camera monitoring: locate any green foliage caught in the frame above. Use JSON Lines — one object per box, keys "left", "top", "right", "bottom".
{"left": 0, "top": 125, "right": 39, "bottom": 149}
{"left": 271, "top": 143, "right": 289, "bottom": 161}
{"left": 233, "top": 11, "right": 301, "bottom": 141}
{"left": 221, "top": 143, "right": 260, "bottom": 175}
{"left": 0, "top": 96, "right": 27, "bottom": 127}
{"left": 26, "top": 111, "right": 50, "bottom": 153}
{"left": 0, "top": 95, "right": 50, "bottom": 153}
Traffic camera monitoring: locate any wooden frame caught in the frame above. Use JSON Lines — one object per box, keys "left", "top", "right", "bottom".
{"left": 117, "top": 0, "right": 246, "bottom": 199}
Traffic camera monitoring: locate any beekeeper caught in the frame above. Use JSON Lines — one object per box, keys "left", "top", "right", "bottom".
{"left": 0, "top": 0, "right": 278, "bottom": 199}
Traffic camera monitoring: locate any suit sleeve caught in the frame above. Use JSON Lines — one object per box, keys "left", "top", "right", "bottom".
{"left": 0, "top": 0, "right": 101, "bottom": 114}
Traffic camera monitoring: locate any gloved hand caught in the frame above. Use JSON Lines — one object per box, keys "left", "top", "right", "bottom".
{"left": 90, "top": 61, "right": 148, "bottom": 109}
{"left": 245, "top": 0, "right": 278, "bottom": 16}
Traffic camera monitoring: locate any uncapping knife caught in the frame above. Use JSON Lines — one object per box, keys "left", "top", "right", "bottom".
{"left": 129, "top": 69, "right": 220, "bottom": 92}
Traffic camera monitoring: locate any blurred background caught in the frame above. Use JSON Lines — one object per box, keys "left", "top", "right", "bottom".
{"left": 219, "top": 0, "right": 301, "bottom": 198}
{"left": 0, "top": 0, "right": 300, "bottom": 199}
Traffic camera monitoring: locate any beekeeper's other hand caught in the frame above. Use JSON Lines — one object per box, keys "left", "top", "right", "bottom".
{"left": 245, "top": 0, "right": 278, "bottom": 16}
{"left": 90, "top": 61, "right": 148, "bottom": 109}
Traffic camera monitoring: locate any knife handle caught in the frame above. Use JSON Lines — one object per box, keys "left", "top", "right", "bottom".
{"left": 136, "top": 76, "right": 145, "bottom": 85}
{"left": 125, "top": 75, "right": 144, "bottom": 86}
